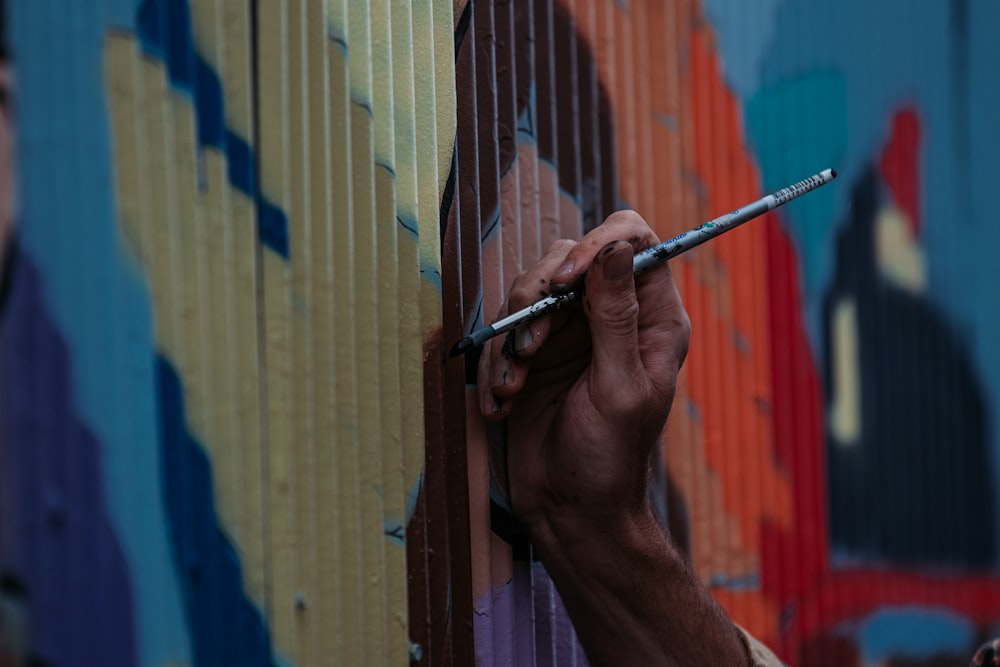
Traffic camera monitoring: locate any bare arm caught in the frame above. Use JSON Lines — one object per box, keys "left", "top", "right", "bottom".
{"left": 477, "top": 212, "right": 754, "bottom": 666}
{"left": 530, "top": 505, "right": 749, "bottom": 666}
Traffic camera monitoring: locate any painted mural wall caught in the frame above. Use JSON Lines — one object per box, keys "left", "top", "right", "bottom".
{"left": 0, "top": 1, "right": 998, "bottom": 666}
{"left": 0, "top": 0, "right": 458, "bottom": 665}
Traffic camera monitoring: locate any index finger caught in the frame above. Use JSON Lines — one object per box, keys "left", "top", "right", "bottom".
{"left": 548, "top": 210, "right": 660, "bottom": 292}
{"left": 477, "top": 238, "right": 577, "bottom": 419}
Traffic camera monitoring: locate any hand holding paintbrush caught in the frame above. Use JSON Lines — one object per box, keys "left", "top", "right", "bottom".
{"left": 451, "top": 168, "right": 837, "bottom": 357}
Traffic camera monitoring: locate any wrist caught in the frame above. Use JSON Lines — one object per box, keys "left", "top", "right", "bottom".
{"left": 525, "top": 500, "right": 666, "bottom": 571}
{"left": 518, "top": 467, "right": 656, "bottom": 544}
{"left": 526, "top": 500, "right": 751, "bottom": 666}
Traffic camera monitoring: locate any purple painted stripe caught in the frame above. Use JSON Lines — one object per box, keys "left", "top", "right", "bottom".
{"left": 0, "top": 246, "right": 138, "bottom": 667}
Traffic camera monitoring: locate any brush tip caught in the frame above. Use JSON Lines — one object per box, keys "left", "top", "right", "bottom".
{"left": 450, "top": 337, "right": 474, "bottom": 358}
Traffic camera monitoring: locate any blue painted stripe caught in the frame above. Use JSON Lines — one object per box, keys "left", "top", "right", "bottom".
{"left": 419, "top": 264, "right": 442, "bottom": 293}
{"left": 157, "top": 356, "right": 278, "bottom": 667}
{"left": 655, "top": 113, "right": 677, "bottom": 130}
{"left": 480, "top": 207, "right": 501, "bottom": 243}
{"left": 258, "top": 201, "right": 290, "bottom": 259}
{"left": 848, "top": 606, "right": 975, "bottom": 662}
{"left": 10, "top": 2, "right": 199, "bottom": 662}
{"left": 330, "top": 34, "right": 348, "bottom": 55}
{"left": 195, "top": 56, "right": 225, "bottom": 148}
{"left": 396, "top": 215, "right": 419, "bottom": 239}
{"left": 384, "top": 520, "right": 406, "bottom": 545}
{"left": 708, "top": 572, "right": 760, "bottom": 591}
{"left": 226, "top": 130, "right": 255, "bottom": 194}
{"left": 136, "top": 0, "right": 290, "bottom": 258}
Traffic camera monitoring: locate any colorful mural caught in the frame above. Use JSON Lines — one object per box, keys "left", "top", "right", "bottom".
{"left": 1, "top": 0, "right": 998, "bottom": 666}
{"left": 449, "top": 0, "right": 1000, "bottom": 665}
{"left": 0, "top": 0, "right": 456, "bottom": 664}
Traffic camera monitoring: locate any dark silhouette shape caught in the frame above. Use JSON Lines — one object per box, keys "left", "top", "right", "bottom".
{"left": 822, "top": 166, "right": 995, "bottom": 568}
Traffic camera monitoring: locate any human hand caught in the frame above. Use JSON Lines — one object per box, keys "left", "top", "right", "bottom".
{"left": 476, "top": 211, "right": 691, "bottom": 535}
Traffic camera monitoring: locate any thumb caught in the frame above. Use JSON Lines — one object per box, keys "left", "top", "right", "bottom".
{"left": 584, "top": 240, "right": 643, "bottom": 399}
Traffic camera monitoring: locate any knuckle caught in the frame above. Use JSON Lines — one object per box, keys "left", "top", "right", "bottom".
{"left": 510, "top": 268, "right": 530, "bottom": 288}
{"left": 547, "top": 238, "right": 576, "bottom": 255}
{"left": 508, "top": 285, "right": 534, "bottom": 310}
{"left": 603, "top": 378, "right": 664, "bottom": 425}
{"left": 600, "top": 295, "right": 640, "bottom": 336}
{"left": 596, "top": 210, "right": 660, "bottom": 250}
{"left": 604, "top": 209, "right": 647, "bottom": 227}
{"left": 672, "top": 307, "right": 692, "bottom": 340}
{"left": 602, "top": 209, "right": 652, "bottom": 235}
{"left": 507, "top": 269, "right": 536, "bottom": 305}
{"left": 616, "top": 295, "right": 642, "bottom": 324}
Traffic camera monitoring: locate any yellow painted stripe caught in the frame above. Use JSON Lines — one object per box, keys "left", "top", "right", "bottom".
{"left": 412, "top": 0, "right": 446, "bottom": 340}
{"left": 230, "top": 184, "right": 268, "bottom": 607}
{"left": 285, "top": 1, "right": 318, "bottom": 664}
{"left": 215, "top": 0, "right": 268, "bottom": 609}
{"left": 327, "top": 1, "right": 364, "bottom": 660}
{"left": 186, "top": 5, "right": 251, "bottom": 623}
{"left": 255, "top": 2, "right": 298, "bottom": 663}
{"left": 105, "top": 18, "right": 271, "bottom": 617}
{"left": 369, "top": 1, "right": 410, "bottom": 657}
{"left": 301, "top": 0, "right": 341, "bottom": 663}
{"left": 388, "top": 0, "right": 426, "bottom": 551}
{"left": 105, "top": 34, "right": 144, "bottom": 271}
{"left": 106, "top": 2, "right": 440, "bottom": 663}
{"left": 347, "top": 1, "right": 390, "bottom": 661}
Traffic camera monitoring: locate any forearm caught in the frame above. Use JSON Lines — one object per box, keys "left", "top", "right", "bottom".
{"left": 528, "top": 504, "right": 751, "bottom": 667}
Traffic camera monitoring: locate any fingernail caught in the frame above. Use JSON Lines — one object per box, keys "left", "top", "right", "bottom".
{"left": 513, "top": 324, "right": 533, "bottom": 353}
{"left": 603, "top": 241, "right": 632, "bottom": 281}
{"left": 551, "top": 262, "right": 575, "bottom": 292}
{"left": 550, "top": 281, "right": 571, "bottom": 294}
{"left": 501, "top": 331, "right": 517, "bottom": 359}
{"left": 492, "top": 358, "right": 512, "bottom": 388}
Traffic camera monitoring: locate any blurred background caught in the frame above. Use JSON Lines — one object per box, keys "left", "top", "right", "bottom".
{"left": 1, "top": 0, "right": 998, "bottom": 665}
